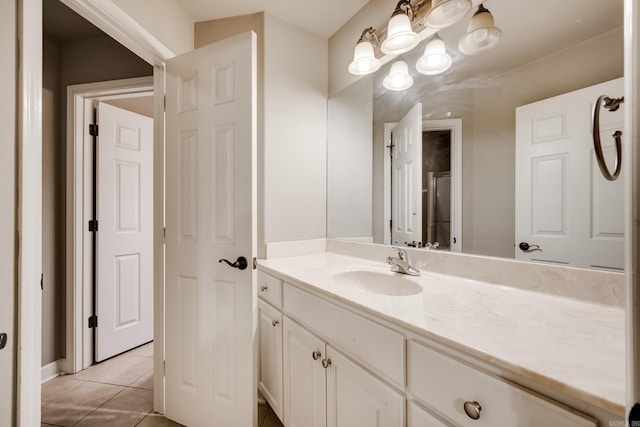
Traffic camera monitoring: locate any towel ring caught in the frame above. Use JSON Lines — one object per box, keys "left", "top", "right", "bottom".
{"left": 592, "top": 94, "right": 624, "bottom": 181}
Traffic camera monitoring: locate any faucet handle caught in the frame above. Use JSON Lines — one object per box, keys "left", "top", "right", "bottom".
{"left": 391, "top": 246, "right": 407, "bottom": 260}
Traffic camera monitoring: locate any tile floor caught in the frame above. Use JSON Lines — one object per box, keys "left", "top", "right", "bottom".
{"left": 41, "top": 342, "right": 283, "bottom": 427}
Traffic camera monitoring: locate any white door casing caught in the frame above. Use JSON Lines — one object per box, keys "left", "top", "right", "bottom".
{"left": 165, "top": 31, "right": 257, "bottom": 427}
{"left": 391, "top": 103, "right": 422, "bottom": 246}
{"left": 515, "top": 78, "right": 624, "bottom": 270}
{"left": 96, "top": 102, "right": 154, "bottom": 362}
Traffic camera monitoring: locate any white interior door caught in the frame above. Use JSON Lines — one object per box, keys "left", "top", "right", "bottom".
{"left": 391, "top": 103, "right": 422, "bottom": 246}
{"left": 96, "top": 102, "right": 154, "bottom": 362}
{"left": 515, "top": 78, "right": 624, "bottom": 269}
{"left": 165, "top": 32, "right": 257, "bottom": 427}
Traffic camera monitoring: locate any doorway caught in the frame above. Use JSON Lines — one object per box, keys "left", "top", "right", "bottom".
{"left": 383, "top": 116, "right": 462, "bottom": 251}
{"left": 65, "top": 81, "right": 155, "bottom": 370}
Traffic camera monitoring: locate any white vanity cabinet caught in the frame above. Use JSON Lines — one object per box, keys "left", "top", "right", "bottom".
{"left": 282, "top": 317, "right": 404, "bottom": 427}
{"left": 257, "top": 272, "right": 284, "bottom": 421}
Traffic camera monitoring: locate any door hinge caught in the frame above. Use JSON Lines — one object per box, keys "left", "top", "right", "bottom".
{"left": 164, "top": 95, "right": 166, "bottom": 111}
{"left": 88, "top": 220, "right": 99, "bottom": 232}
{"left": 40, "top": 273, "right": 43, "bottom": 291}
{"left": 89, "top": 124, "right": 99, "bottom": 136}
{"left": 163, "top": 227, "right": 166, "bottom": 239}
{"left": 164, "top": 360, "right": 166, "bottom": 375}
{"left": 88, "top": 315, "right": 98, "bottom": 329}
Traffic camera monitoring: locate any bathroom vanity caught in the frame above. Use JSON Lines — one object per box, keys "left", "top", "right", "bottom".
{"left": 257, "top": 241, "right": 624, "bottom": 427}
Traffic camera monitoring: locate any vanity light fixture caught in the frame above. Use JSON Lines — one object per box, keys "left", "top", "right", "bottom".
{"left": 416, "top": 34, "right": 452, "bottom": 75}
{"left": 348, "top": 27, "right": 382, "bottom": 75}
{"left": 380, "top": 0, "right": 420, "bottom": 55}
{"left": 383, "top": 60, "right": 414, "bottom": 91}
{"left": 458, "top": 3, "right": 502, "bottom": 55}
{"left": 424, "top": 0, "right": 472, "bottom": 29}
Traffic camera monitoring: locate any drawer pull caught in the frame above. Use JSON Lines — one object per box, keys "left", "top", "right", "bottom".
{"left": 322, "top": 358, "right": 332, "bottom": 369}
{"left": 463, "top": 401, "right": 482, "bottom": 420}
{"left": 272, "top": 319, "right": 279, "bottom": 327}
{"left": 312, "top": 351, "right": 322, "bottom": 360}
{"left": 260, "top": 285, "right": 268, "bottom": 292}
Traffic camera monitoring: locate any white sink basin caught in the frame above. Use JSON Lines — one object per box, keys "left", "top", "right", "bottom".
{"left": 332, "top": 269, "right": 423, "bottom": 296}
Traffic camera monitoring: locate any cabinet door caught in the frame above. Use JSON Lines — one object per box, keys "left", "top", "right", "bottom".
{"left": 283, "top": 318, "right": 327, "bottom": 427}
{"left": 408, "top": 401, "right": 451, "bottom": 427}
{"left": 326, "top": 346, "right": 404, "bottom": 427}
{"left": 258, "top": 300, "right": 284, "bottom": 421}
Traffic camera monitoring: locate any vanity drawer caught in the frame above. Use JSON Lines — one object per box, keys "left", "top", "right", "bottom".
{"left": 283, "top": 283, "right": 404, "bottom": 388}
{"left": 257, "top": 271, "right": 282, "bottom": 308}
{"left": 407, "top": 340, "right": 596, "bottom": 427}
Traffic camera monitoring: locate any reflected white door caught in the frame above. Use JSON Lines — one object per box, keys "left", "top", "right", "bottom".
{"left": 96, "top": 102, "right": 154, "bottom": 362}
{"left": 515, "top": 78, "right": 624, "bottom": 269}
{"left": 165, "top": 32, "right": 257, "bottom": 426}
{"left": 391, "top": 103, "right": 422, "bottom": 246}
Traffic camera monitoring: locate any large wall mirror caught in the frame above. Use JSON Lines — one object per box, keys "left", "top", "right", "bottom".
{"left": 327, "top": 0, "right": 624, "bottom": 270}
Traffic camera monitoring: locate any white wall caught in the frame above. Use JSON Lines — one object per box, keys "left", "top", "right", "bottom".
{"left": 263, "top": 14, "right": 328, "bottom": 246}
{"left": 0, "top": 1, "right": 16, "bottom": 422}
{"left": 327, "top": 76, "right": 373, "bottom": 239}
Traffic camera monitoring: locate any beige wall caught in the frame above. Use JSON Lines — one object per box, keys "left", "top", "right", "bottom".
{"left": 42, "top": 37, "right": 65, "bottom": 366}
{"left": 111, "top": 0, "right": 194, "bottom": 56}
{"left": 0, "top": 0, "right": 16, "bottom": 423}
{"left": 196, "top": 13, "right": 328, "bottom": 255}
{"left": 41, "top": 34, "right": 152, "bottom": 367}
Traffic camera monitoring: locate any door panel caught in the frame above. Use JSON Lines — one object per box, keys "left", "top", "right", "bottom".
{"left": 391, "top": 103, "right": 422, "bottom": 246}
{"left": 96, "top": 102, "right": 153, "bottom": 362}
{"left": 283, "top": 318, "right": 327, "bottom": 427}
{"left": 165, "top": 32, "right": 257, "bottom": 427}
{"left": 515, "top": 78, "right": 624, "bottom": 269}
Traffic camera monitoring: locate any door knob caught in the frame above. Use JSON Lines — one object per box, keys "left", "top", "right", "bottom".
{"left": 218, "top": 256, "right": 248, "bottom": 270}
{"left": 518, "top": 242, "right": 540, "bottom": 252}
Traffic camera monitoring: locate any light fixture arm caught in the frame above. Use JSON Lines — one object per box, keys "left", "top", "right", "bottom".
{"left": 391, "top": 0, "right": 416, "bottom": 21}
{"left": 357, "top": 27, "right": 380, "bottom": 48}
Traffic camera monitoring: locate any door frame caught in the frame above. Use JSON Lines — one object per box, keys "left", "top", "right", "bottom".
{"left": 18, "top": 0, "right": 174, "bottom": 420}
{"left": 383, "top": 118, "right": 462, "bottom": 251}
{"left": 65, "top": 77, "right": 154, "bottom": 374}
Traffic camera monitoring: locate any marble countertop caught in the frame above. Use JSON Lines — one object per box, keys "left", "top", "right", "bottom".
{"left": 258, "top": 252, "right": 625, "bottom": 416}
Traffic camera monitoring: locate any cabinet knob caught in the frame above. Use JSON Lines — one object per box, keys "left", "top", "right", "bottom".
{"left": 463, "top": 401, "right": 482, "bottom": 420}
{"left": 272, "top": 319, "right": 279, "bottom": 327}
{"left": 322, "top": 358, "right": 332, "bottom": 369}
{"left": 312, "top": 351, "right": 322, "bottom": 360}
{"left": 260, "top": 285, "right": 268, "bottom": 292}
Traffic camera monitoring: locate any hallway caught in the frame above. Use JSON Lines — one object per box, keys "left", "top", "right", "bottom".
{"left": 41, "top": 342, "right": 283, "bottom": 426}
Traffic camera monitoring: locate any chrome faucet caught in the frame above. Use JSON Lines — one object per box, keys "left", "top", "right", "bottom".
{"left": 387, "top": 247, "right": 420, "bottom": 276}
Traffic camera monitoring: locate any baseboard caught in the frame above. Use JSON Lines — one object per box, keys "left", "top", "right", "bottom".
{"left": 41, "top": 358, "right": 65, "bottom": 384}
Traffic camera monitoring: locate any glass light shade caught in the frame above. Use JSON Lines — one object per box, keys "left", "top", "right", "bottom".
{"left": 383, "top": 61, "right": 413, "bottom": 91}
{"left": 416, "top": 37, "right": 452, "bottom": 75}
{"left": 424, "top": 0, "right": 472, "bottom": 29}
{"left": 458, "top": 6, "right": 502, "bottom": 55}
{"left": 381, "top": 13, "right": 420, "bottom": 55}
{"left": 348, "top": 41, "right": 382, "bottom": 75}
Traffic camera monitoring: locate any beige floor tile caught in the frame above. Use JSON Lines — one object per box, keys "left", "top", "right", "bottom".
{"left": 41, "top": 376, "right": 85, "bottom": 407}
{"left": 129, "top": 342, "right": 154, "bottom": 358}
{"left": 75, "top": 388, "right": 153, "bottom": 427}
{"left": 260, "top": 407, "right": 284, "bottom": 427}
{"left": 69, "top": 354, "right": 153, "bottom": 386}
{"left": 130, "top": 369, "right": 154, "bottom": 390}
{"left": 258, "top": 403, "right": 268, "bottom": 425}
{"left": 41, "top": 381, "right": 124, "bottom": 427}
{"left": 136, "top": 412, "right": 185, "bottom": 426}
